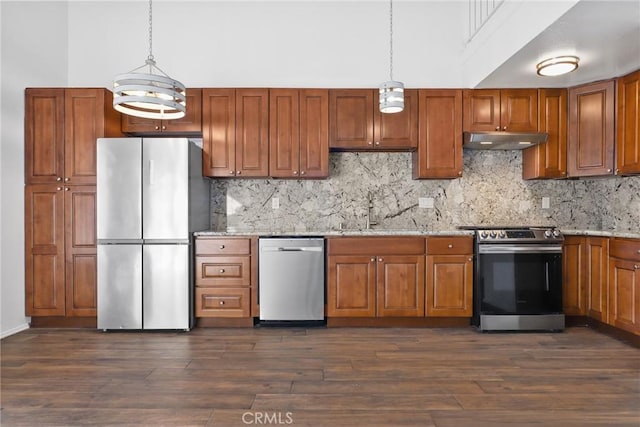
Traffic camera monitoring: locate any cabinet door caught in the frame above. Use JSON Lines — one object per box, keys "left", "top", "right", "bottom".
{"left": 377, "top": 255, "right": 425, "bottom": 317}
{"left": 462, "top": 89, "right": 500, "bottom": 132}
{"left": 163, "top": 89, "right": 203, "bottom": 134}
{"left": 236, "top": 89, "right": 269, "bottom": 177}
{"left": 562, "top": 236, "right": 587, "bottom": 315}
{"left": 522, "top": 89, "right": 567, "bottom": 179}
{"left": 25, "top": 88, "right": 65, "bottom": 184}
{"left": 616, "top": 70, "right": 640, "bottom": 175}
{"left": 413, "top": 89, "right": 462, "bottom": 178}
{"left": 25, "top": 185, "right": 66, "bottom": 316}
{"left": 299, "top": 89, "right": 329, "bottom": 178}
{"left": 568, "top": 80, "right": 615, "bottom": 177}
{"left": 374, "top": 89, "right": 418, "bottom": 150}
{"left": 608, "top": 258, "right": 640, "bottom": 334}
{"left": 269, "top": 89, "right": 300, "bottom": 178}
{"left": 586, "top": 237, "right": 609, "bottom": 323}
{"left": 327, "top": 255, "right": 376, "bottom": 317}
{"left": 65, "top": 186, "right": 97, "bottom": 317}
{"left": 329, "top": 90, "right": 374, "bottom": 149}
{"left": 426, "top": 254, "right": 473, "bottom": 317}
{"left": 202, "top": 89, "right": 236, "bottom": 177}
{"left": 65, "top": 89, "right": 112, "bottom": 185}
{"left": 500, "top": 89, "right": 537, "bottom": 132}
{"left": 121, "top": 115, "right": 162, "bottom": 134}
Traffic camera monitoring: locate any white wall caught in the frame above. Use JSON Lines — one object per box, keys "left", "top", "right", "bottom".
{"left": 1, "top": 2, "right": 68, "bottom": 338}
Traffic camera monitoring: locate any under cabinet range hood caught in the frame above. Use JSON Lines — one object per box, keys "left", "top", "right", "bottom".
{"left": 463, "top": 132, "right": 548, "bottom": 150}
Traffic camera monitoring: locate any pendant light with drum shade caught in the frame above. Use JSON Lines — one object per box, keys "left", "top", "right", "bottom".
{"left": 113, "top": 0, "right": 186, "bottom": 120}
{"left": 379, "top": 0, "right": 404, "bottom": 114}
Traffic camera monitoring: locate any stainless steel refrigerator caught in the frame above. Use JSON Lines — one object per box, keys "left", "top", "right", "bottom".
{"left": 96, "top": 137, "right": 210, "bottom": 330}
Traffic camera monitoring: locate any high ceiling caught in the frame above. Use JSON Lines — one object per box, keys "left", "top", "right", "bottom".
{"left": 477, "top": 0, "right": 640, "bottom": 88}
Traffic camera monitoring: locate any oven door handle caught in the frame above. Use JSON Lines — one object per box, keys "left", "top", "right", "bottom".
{"left": 478, "top": 245, "right": 563, "bottom": 254}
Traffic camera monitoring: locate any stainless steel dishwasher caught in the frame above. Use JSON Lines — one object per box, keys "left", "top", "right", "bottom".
{"left": 258, "top": 237, "right": 325, "bottom": 323}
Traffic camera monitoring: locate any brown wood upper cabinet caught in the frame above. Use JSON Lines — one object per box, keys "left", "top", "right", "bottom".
{"left": 567, "top": 80, "right": 615, "bottom": 177}
{"left": 120, "top": 89, "right": 203, "bottom": 135}
{"left": 329, "top": 89, "right": 418, "bottom": 150}
{"left": 616, "top": 69, "right": 640, "bottom": 175}
{"left": 25, "top": 88, "right": 122, "bottom": 185}
{"left": 522, "top": 88, "right": 568, "bottom": 180}
{"left": 413, "top": 89, "right": 463, "bottom": 179}
{"left": 269, "top": 89, "right": 329, "bottom": 178}
{"left": 463, "top": 89, "right": 538, "bottom": 133}
{"left": 202, "top": 88, "right": 269, "bottom": 178}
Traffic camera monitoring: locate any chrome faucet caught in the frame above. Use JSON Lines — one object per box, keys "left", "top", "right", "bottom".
{"left": 366, "top": 192, "right": 377, "bottom": 229}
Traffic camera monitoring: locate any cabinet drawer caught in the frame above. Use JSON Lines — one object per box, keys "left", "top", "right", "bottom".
{"left": 609, "top": 238, "right": 640, "bottom": 261}
{"left": 426, "top": 236, "right": 473, "bottom": 255}
{"left": 328, "top": 237, "right": 425, "bottom": 255}
{"left": 195, "top": 287, "right": 250, "bottom": 317}
{"left": 196, "top": 238, "right": 251, "bottom": 255}
{"left": 196, "top": 256, "right": 250, "bottom": 287}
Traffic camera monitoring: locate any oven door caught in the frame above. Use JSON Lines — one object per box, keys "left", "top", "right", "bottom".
{"left": 476, "top": 244, "right": 563, "bottom": 315}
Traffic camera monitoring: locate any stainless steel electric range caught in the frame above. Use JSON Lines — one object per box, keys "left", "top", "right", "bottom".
{"left": 459, "top": 226, "right": 565, "bottom": 332}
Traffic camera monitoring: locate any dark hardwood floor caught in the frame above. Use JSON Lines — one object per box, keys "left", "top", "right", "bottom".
{"left": 1, "top": 326, "right": 639, "bottom": 426}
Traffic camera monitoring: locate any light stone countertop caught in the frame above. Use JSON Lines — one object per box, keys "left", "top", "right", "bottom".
{"left": 561, "top": 229, "right": 640, "bottom": 240}
{"left": 193, "top": 229, "right": 476, "bottom": 237}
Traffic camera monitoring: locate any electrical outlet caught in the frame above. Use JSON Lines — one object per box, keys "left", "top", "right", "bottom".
{"left": 542, "top": 197, "right": 550, "bottom": 209}
{"left": 272, "top": 197, "right": 279, "bottom": 209}
{"left": 419, "top": 197, "right": 434, "bottom": 209}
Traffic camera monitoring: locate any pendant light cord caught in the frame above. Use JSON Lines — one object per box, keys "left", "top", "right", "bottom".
{"left": 147, "top": 0, "right": 155, "bottom": 64}
{"left": 389, "top": 0, "right": 394, "bottom": 81}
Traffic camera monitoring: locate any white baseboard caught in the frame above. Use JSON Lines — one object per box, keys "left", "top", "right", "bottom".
{"left": 1, "top": 322, "right": 30, "bottom": 339}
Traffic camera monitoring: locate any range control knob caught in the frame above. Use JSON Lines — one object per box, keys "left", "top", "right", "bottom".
{"left": 498, "top": 231, "right": 506, "bottom": 239}
{"left": 552, "top": 229, "right": 561, "bottom": 238}
{"left": 489, "top": 231, "right": 497, "bottom": 238}
{"left": 480, "top": 231, "right": 488, "bottom": 239}
{"left": 544, "top": 229, "right": 552, "bottom": 238}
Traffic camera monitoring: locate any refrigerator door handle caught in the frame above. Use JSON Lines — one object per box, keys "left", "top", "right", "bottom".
{"left": 149, "top": 160, "right": 155, "bottom": 185}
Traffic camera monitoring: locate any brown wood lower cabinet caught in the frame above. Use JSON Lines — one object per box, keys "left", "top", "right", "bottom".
{"left": 562, "top": 236, "right": 587, "bottom": 315}
{"left": 194, "top": 237, "right": 256, "bottom": 319}
{"left": 25, "top": 185, "right": 97, "bottom": 318}
{"left": 608, "top": 239, "right": 640, "bottom": 335}
{"left": 425, "top": 236, "right": 473, "bottom": 317}
{"left": 327, "top": 237, "right": 425, "bottom": 317}
{"left": 585, "top": 237, "right": 609, "bottom": 322}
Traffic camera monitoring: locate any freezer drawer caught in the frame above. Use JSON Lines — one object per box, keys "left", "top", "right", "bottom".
{"left": 97, "top": 244, "right": 143, "bottom": 330}
{"left": 143, "top": 244, "right": 190, "bottom": 329}
{"left": 258, "top": 238, "right": 325, "bottom": 321}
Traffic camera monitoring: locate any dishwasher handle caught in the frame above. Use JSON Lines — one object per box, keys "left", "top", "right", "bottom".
{"left": 262, "top": 246, "right": 323, "bottom": 252}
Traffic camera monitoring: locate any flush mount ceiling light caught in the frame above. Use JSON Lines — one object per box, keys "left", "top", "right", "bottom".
{"left": 536, "top": 55, "right": 580, "bottom": 77}
{"left": 113, "top": 0, "right": 186, "bottom": 120}
{"left": 379, "top": 0, "right": 404, "bottom": 114}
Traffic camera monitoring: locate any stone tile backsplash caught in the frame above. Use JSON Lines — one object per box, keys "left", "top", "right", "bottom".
{"left": 210, "top": 151, "right": 639, "bottom": 233}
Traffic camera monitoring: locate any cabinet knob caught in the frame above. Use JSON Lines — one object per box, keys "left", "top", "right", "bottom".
{"left": 64, "top": 177, "right": 70, "bottom": 182}
{"left": 495, "top": 126, "right": 500, "bottom": 131}
{"left": 300, "top": 171, "right": 305, "bottom": 175}
{"left": 155, "top": 126, "right": 160, "bottom": 130}
{"left": 371, "top": 258, "right": 375, "bottom": 262}
{"left": 607, "top": 169, "right": 612, "bottom": 173}
{"left": 219, "top": 245, "right": 225, "bottom": 249}
{"left": 162, "top": 125, "right": 166, "bottom": 130}
{"left": 469, "top": 257, "right": 473, "bottom": 262}
{"left": 458, "top": 171, "right": 462, "bottom": 176}
{"left": 375, "top": 141, "right": 380, "bottom": 146}
{"left": 237, "top": 171, "right": 242, "bottom": 175}
{"left": 448, "top": 244, "right": 453, "bottom": 248}
{"left": 378, "top": 258, "right": 383, "bottom": 262}
{"left": 368, "top": 141, "right": 373, "bottom": 145}
{"left": 219, "top": 300, "right": 225, "bottom": 305}
{"left": 219, "top": 269, "right": 225, "bottom": 273}
{"left": 502, "top": 126, "right": 507, "bottom": 131}
{"left": 635, "top": 265, "right": 639, "bottom": 270}
{"left": 293, "top": 171, "right": 298, "bottom": 175}
{"left": 64, "top": 187, "right": 69, "bottom": 191}
{"left": 56, "top": 177, "right": 62, "bottom": 182}
{"left": 56, "top": 187, "right": 62, "bottom": 191}
{"left": 229, "top": 170, "right": 234, "bottom": 174}
{"left": 637, "top": 250, "right": 640, "bottom": 254}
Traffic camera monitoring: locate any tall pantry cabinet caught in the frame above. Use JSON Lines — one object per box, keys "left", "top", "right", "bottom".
{"left": 24, "top": 88, "right": 122, "bottom": 322}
